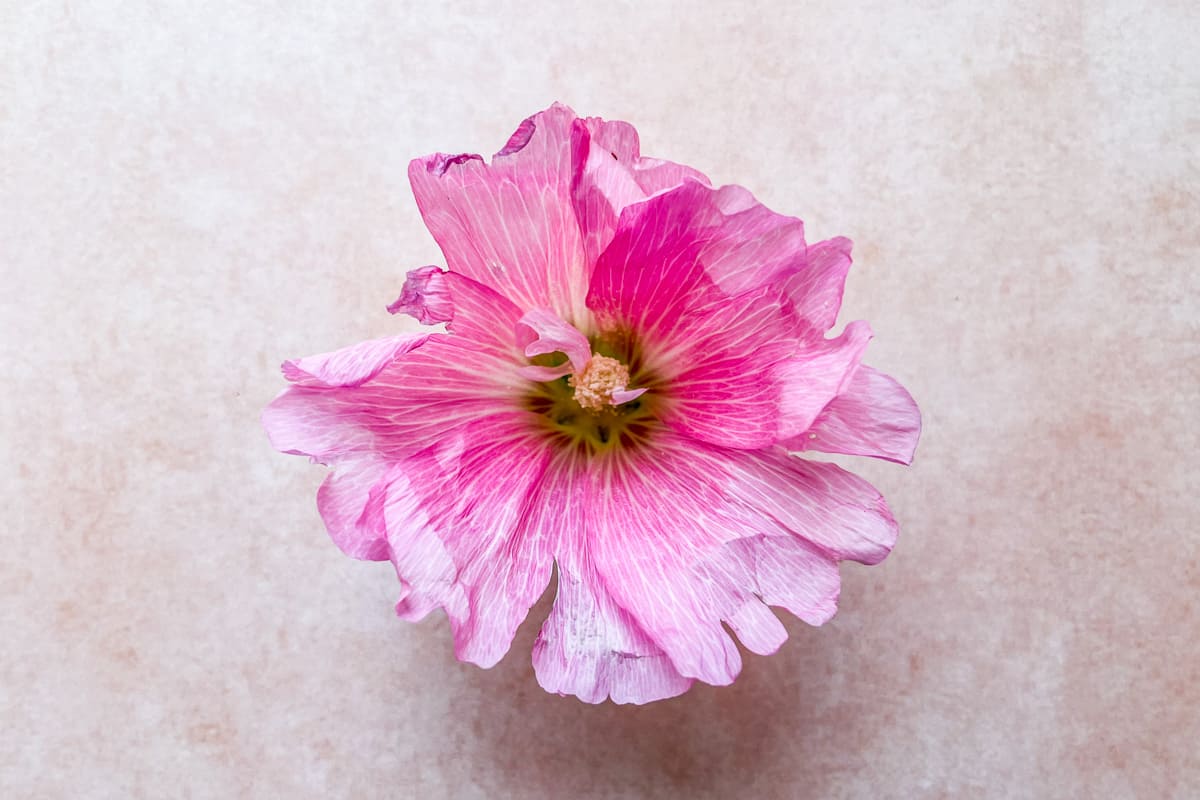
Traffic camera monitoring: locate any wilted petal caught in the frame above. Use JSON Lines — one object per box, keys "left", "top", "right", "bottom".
{"left": 388, "top": 265, "right": 453, "bottom": 325}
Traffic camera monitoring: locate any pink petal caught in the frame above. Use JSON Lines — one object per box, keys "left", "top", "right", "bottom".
{"left": 380, "top": 414, "right": 556, "bottom": 668}
{"left": 570, "top": 117, "right": 711, "bottom": 268}
{"left": 280, "top": 332, "right": 431, "bottom": 388}
{"left": 530, "top": 453, "right": 693, "bottom": 704}
{"left": 517, "top": 308, "right": 591, "bottom": 373}
{"left": 315, "top": 459, "right": 391, "bottom": 560}
{"left": 785, "top": 237, "right": 854, "bottom": 333}
{"left": 387, "top": 265, "right": 453, "bottom": 325}
{"left": 719, "top": 535, "right": 841, "bottom": 626}
{"left": 785, "top": 365, "right": 922, "bottom": 465}
{"left": 408, "top": 103, "right": 590, "bottom": 322}
{"left": 262, "top": 272, "right": 528, "bottom": 465}
{"left": 724, "top": 448, "right": 900, "bottom": 566}
{"left": 586, "top": 180, "right": 731, "bottom": 352}
{"left": 774, "top": 320, "right": 873, "bottom": 439}
{"left": 656, "top": 285, "right": 796, "bottom": 449}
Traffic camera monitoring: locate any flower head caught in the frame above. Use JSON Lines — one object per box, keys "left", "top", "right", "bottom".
{"left": 263, "top": 104, "right": 921, "bottom": 704}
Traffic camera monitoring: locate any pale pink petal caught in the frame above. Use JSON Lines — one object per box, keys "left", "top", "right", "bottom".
{"left": 774, "top": 320, "right": 874, "bottom": 440}
{"left": 699, "top": 184, "right": 808, "bottom": 298}
{"left": 316, "top": 459, "right": 391, "bottom": 560}
{"left": 518, "top": 308, "right": 591, "bottom": 372}
{"left": 280, "top": 333, "right": 430, "bottom": 388}
{"left": 719, "top": 535, "right": 841, "bottom": 626}
{"left": 784, "top": 237, "right": 854, "bottom": 333}
{"left": 723, "top": 448, "right": 900, "bottom": 566}
{"left": 785, "top": 365, "right": 922, "bottom": 465}
{"left": 387, "top": 265, "right": 453, "bottom": 324}
{"left": 380, "top": 414, "right": 556, "bottom": 668}
{"left": 610, "top": 387, "right": 647, "bottom": 405}
{"left": 408, "top": 103, "right": 589, "bottom": 321}
{"left": 530, "top": 453, "right": 693, "bottom": 704}
{"left": 262, "top": 272, "right": 527, "bottom": 464}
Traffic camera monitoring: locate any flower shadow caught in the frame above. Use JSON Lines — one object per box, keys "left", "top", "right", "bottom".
{"left": 435, "top": 589, "right": 854, "bottom": 798}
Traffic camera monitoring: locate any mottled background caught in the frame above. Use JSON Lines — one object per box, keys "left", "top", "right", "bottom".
{"left": 3, "top": 1, "right": 1197, "bottom": 798}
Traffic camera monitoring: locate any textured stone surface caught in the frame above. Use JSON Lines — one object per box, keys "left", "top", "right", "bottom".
{"left": 3, "top": 2, "right": 1197, "bottom": 797}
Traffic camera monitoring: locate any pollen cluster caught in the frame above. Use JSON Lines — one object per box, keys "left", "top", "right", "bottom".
{"left": 569, "top": 355, "right": 630, "bottom": 412}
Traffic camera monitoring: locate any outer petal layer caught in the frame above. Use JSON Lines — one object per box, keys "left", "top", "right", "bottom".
{"left": 408, "top": 104, "right": 589, "bottom": 322}
{"left": 786, "top": 365, "right": 922, "bottom": 464}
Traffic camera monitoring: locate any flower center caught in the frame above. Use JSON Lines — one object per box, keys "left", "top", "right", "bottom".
{"left": 569, "top": 355, "right": 631, "bottom": 413}
{"left": 523, "top": 345, "right": 659, "bottom": 456}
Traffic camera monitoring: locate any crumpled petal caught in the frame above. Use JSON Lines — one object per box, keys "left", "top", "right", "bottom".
{"left": 388, "top": 265, "right": 453, "bottom": 324}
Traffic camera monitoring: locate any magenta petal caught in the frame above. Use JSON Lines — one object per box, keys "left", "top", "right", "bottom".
{"left": 280, "top": 332, "right": 430, "bottom": 388}
{"left": 658, "top": 286, "right": 796, "bottom": 449}
{"left": 787, "top": 365, "right": 922, "bottom": 465}
{"left": 408, "top": 103, "right": 589, "bottom": 320}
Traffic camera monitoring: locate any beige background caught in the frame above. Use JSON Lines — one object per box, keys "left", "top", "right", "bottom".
{"left": 3, "top": 1, "right": 1198, "bottom": 798}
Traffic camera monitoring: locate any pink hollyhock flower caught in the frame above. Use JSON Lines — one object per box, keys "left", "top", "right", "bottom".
{"left": 263, "top": 103, "right": 920, "bottom": 704}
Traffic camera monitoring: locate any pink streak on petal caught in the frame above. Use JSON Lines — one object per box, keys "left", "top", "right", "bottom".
{"left": 408, "top": 103, "right": 589, "bottom": 321}
{"left": 280, "top": 332, "right": 430, "bottom": 388}
{"left": 785, "top": 365, "right": 922, "bottom": 465}
{"left": 518, "top": 308, "right": 591, "bottom": 373}
{"left": 388, "top": 265, "right": 453, "bottom": 325}
{"left": 774, "top": 320, "right": 874, "bottom": 440}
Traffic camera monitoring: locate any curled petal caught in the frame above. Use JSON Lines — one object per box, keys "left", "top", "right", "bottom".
{"left": 518, "top": 308, "right": 591, "bottom": 373}
{"left": 280, "top": 333, "right": 430, "bottom": 388}
{"left": 388, "top": 266, "right": 453, "bottom": 325}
